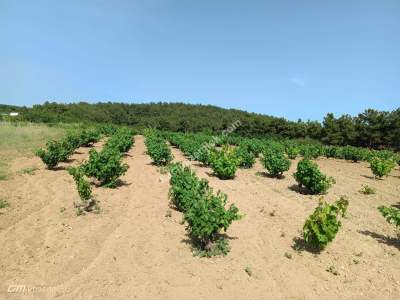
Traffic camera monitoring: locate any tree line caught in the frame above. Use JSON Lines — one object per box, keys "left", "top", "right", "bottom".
{"left": 1, "top": 102, "right": 399, "bottom": 150}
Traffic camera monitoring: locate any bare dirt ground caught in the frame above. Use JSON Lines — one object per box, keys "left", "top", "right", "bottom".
{"left": 0, "top": 135, "right": 399, "bottom": 299}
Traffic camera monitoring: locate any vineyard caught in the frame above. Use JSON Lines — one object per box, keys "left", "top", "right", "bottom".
{"left": 2, "top": 0, "right": 399, "bottom": 297}
{"left": 0, "top": 125, "right": 399, "bottom": 299}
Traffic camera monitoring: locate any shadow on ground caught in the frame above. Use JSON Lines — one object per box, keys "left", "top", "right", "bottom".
{"left": 358, "top": 230, "right": 400, "bottom": 250}
{"left": 291, "top": 236, "right": 321, "bottom": 254}
{"left": 288, "top": 184, "right": 310, "bottom": 195}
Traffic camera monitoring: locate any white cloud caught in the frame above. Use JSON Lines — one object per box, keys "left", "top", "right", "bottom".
{"left": 289, "top": 77, "right": 306, "bottom": 87}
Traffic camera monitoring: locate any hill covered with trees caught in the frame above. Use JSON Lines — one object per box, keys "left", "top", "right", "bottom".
{"left": 2, "top": 102, "right": 399, "bottom": 150}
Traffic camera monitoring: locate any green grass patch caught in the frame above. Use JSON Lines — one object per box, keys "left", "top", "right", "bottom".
{"left": 19, "top": 166, "right": 39, "bottom": 175}
{"left": 0, "top": 160, "right": 8, "bottom": 180}
{"left": 0, "top": 122, "right": 67, "bottom": 155}
{"left": 0, "top": 122, "right": 68, "bottom": 180}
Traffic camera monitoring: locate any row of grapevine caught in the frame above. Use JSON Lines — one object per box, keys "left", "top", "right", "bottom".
{"left": 165, "top": 131, "right": 335, "bottom": 191}
{"left": 164, "top": 131, "right": 399, "bottom": 180}
{"left": 68, "top": 128, "right": 134, "bottom": 215}
{"left": 36, "top": 125, "right": 131, "bottom": 214}
{"left": 166, "top": 132, "right": 256, "bottom": 179}
{"left": 144, "top": 129, "right": 173, "bottom": 166}
{"left": 146, "top": 131, "right": 241, "bottom": 255}
{"left": 165, "top": 131, "right": 400, "bottom": 164}
{"left": 169, "top": 163, "right": 241, "bottom": 257}
{"left": 160, "top": 130, "right": 400, "bottom": 252}
{"left": 81, "top": 128, "right": 134, "bottom": 188}
{"left": 158, "top": 130, "right": 400, "bottom": 253}
{"left": 248, "top": 141, "right": 337, "bottom": 194}
{"left": 36, "top": 129, "right": 101, "bottom": 169}
{"left": 167, "top": 158, "right": 346, "bottom": 252}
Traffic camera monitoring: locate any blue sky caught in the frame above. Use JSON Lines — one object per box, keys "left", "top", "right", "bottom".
{"left": 1, "top": 0, "right": 399, "bottom": 120}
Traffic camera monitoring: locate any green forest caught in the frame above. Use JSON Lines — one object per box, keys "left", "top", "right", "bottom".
{"left": 1, "top": 102, "right": 399, "bottom": 150}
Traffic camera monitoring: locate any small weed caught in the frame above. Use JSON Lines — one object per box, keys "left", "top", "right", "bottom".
{"left": 359, "top": 184, "right": 376, "bottom": 195}
{"left": 60, "top": 207, "right": 66, "bottom": 213}
{"left": 284, "top": 252, "right": 292, "bottom": 259}
{"left": 76, "top": 207, "right": 84, "bottom": 216}
{"left": 326, "top": 265, "right": 339, "bottom": 276}
{"left": 0, "top": 198, "right": 10, "bottom": 209}
{"left": 193, "top": 237, "right": 231, "bottom": 258}
{"left": 92, "top": 203, "right": 101, "bottom": 214}
{"left": 353, "top": 259, "right": 360, "bottom": 265}
{"left": 76, "top": 202, "right": 100, "bottom": 216}
{"left": 20, "top": 166, "right": 38, "bottom": 175}
{"left": 165, "top": 210, "right": 172, "bottom": 218}
{"left": 159, "top": 166, "right": 169, "bottom": 175}
{"left": 244, "top": 266, "right": 252, "bottom": 277}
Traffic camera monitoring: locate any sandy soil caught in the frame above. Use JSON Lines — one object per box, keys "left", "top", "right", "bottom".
{"left": 0, "top": 135, "right": 399, "bottom": 299}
